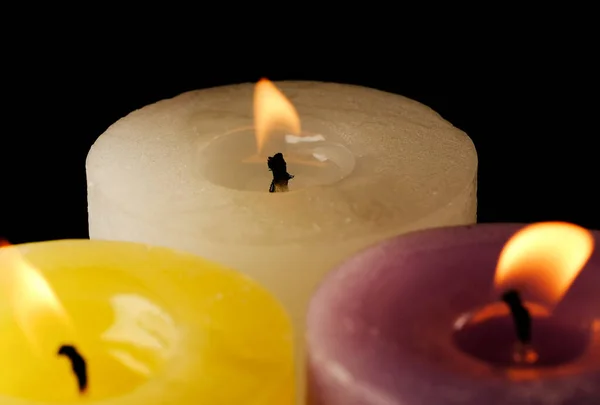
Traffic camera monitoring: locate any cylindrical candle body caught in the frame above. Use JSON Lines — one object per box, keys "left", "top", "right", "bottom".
{"left": 0, "top": 240, "right": 293, "bottom": 405}
{"left": 307, "top": 224, "right": 600, "bottom": 405}
{"left": 86, "top": 81, "right": 478, "bottom": 401}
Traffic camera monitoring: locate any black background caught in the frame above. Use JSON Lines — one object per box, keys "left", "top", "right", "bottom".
{"left": 1, "top": 24, "right": 596, "bottom": 244}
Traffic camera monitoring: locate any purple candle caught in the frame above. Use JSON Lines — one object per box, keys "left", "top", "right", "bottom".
{"left": 307, "top": 222, "right": 600, "bottom": 404}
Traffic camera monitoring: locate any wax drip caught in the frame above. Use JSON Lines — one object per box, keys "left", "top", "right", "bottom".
{"left": 58, "top": 344, "right": 88, "bottom": 394}
{"left": 268, "top": 153, "right": 294, "bottom": 192}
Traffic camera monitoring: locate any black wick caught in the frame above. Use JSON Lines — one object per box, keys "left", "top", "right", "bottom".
{"left": 58, "top": 344, "right": 87, "bottom": 394}
{"left": 501, "top": 289, "right": 532, "bottom": 345}
{"left": 267, "top": 153, "right": 294, "bottom": 193}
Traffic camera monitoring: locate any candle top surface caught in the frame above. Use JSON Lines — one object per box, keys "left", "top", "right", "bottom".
{"left": 307, "top": 223, "right": 600, "bottom": 405}
{"left": 0, "top": 240, "right": 294, "bottom": 405}
{"left": 87, "top": 81, "right": 477, "bottom": 246}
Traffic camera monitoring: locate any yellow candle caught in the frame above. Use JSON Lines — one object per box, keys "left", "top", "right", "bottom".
{"left": 0, "top": 239, "right": 293, "bottom": 404}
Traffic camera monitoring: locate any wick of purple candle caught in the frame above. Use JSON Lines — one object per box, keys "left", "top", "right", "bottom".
{"left": 501, "top": 289, "right": 532, "bottom": 345}
{"left": 58, "top": 344, "right": 88, "bottom": 394}
{"left": 268, "top": 153, "right": 294, "bottom": 192}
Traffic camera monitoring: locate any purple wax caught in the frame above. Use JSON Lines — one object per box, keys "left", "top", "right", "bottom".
{"left": 307, "top": 223, "right": 600, "bottom": 405}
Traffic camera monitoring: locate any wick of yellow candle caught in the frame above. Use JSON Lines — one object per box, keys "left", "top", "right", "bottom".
{"left": 57, "top": 344, "right": 88, "bottom": 394}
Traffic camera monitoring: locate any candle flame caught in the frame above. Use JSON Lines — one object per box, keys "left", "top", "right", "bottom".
{"left": 494, "top": 222, "right": 594, "bottom": 308}
{"left": 0, "top": 240, "right": 72, "bottom": 352}
{"left": 253, "top": 78, "right": 301, "bottom": 154}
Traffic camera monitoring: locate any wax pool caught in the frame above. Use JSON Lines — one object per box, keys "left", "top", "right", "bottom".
{"left": 0, "top": 240, "right": 293, "bottom": 405}
{"left": 86, "top": 81, "right": 478, "bottom": 401}
{"left": 307, "top": 223, "right": 600, "bottom": 405}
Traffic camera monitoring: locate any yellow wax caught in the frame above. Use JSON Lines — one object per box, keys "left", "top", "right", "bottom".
{"left": 0, "top": 240, "right": 293, "bottom": 405}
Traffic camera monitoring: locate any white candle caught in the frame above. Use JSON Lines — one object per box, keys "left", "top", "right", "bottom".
{"left": 87, "top": 80, "right": 477, "bottom": 402}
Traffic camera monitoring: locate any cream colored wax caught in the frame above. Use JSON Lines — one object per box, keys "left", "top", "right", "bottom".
{"left": 86, "top": 81, "right": 477, "bottom": 403}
